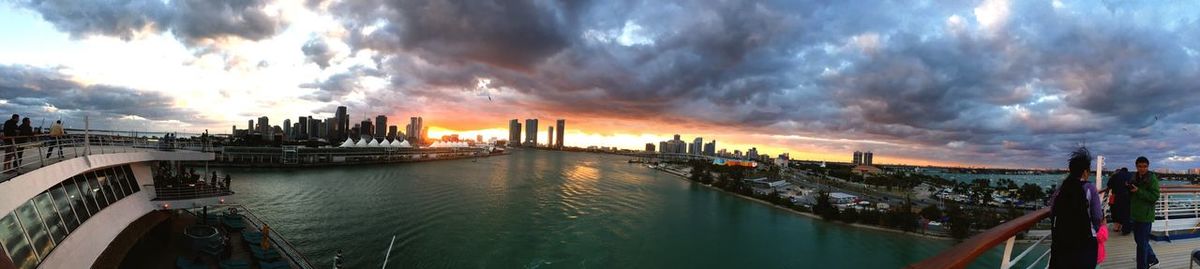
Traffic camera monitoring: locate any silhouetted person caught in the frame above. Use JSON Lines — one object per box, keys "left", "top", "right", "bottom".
{"left": 1130, "top": 156, "right": 1160, "bottom": 269}
{"left": 2, "top": 114, "right": 18, "bottom": 171}
{"left": 1106, "top": 168, "right": 1133, "bottom": 235}
{"left": 1049, "top": 147, "right": 1100, "bottom": 269}
{"left": 14, "top": 118, "right": 32, "bottom": 169}
{"left": 224, "top": 174, "right": 231, "bottom": 190}
{"left": 46, "top": 120, "right": 64, "bottom": 158}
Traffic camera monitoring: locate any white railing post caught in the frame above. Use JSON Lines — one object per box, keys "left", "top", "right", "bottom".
{"left": 1000, "top": 236, "right": 1015, "bottom": 269}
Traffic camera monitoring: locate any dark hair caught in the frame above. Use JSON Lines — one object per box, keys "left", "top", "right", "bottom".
{"left": 1136, "top": 156, "right": 1150, "bottom": 165}
{"left": 1068, "top": 147, "right": 1092, "bottom": 177}
{"left": 10, "top": 114, "right": 17, "bottom": 119}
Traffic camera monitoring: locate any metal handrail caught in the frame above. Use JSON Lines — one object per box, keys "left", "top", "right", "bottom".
{"left": 232, "top": 205, "right": 316, "bottom": 269}
{"left": 0, "top": 133, "right": 214, "bottom": 183}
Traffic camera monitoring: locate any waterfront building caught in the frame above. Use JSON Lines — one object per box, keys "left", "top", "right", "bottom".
{"left": 864, "top": 151, "right": 874, "bottom": 166}
{"left": 747, "top": 147, "right": 758, "bottom": 160}
{"left": 645, "top": 143, "right": 655, "bottom": 152}
{"left": 853, "top": 151, "right": 863, "bottom": 165}
{"left": 555, "top": 119, "right": 565, "bottom": 149}
{"left": 525, "top": 119, "right": 538, "bottom": 146}
{"left": 691, "top": 137, "right": 703, "bottom": 155}
{"left": 247, "top": 120, "right": 254, "bottom": 133}
{"left": 256, "top": 116, "right": 270, "bottom": 134}
{"left": 388, "top": 125, "right": 398, "bottom": 140}
{"left": 283, "top": 119, "right": 292, "bottom": 139}
{"left": 321, "top": 118, "right": 331, "bottom": 139}
{"left": 703, "top": 140, "right": 716, "bottom": 156}
{"left": 659, "top": 141, "right": 668, "bottom": 154}
{"left": 548, "top": 127, "right": 554, "bottom": 147}
{"left": 360, "top": 119, "right": 373, "bottom": 139}
{"left": 508, "top": 119, "right": 521, "bottom": 147}
{"left": 477, "top": 134, "right": 483, "bottom": 143}
{"left": 297, "top": 116, "right": 308, "bottom": 138}
{"left": 408, "top": 117, "right": 424, "bottom": 145}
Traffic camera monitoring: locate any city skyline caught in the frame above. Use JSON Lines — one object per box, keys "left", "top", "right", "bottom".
{"left": 0, "top": 1, "right": 1199, "bottom": 170}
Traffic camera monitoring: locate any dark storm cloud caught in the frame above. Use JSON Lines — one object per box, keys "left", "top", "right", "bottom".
{"left": 15, "top": 0, "right": 285, "bottom": 46}
{"left": 312, "top": 0, "right": 1200, "bottom": 168}
{"left": 0, "top": 65, "right": 215, "bottom": 129}
{"left": 299, "top": 66, "right": 384, "bottom": 102}
{"left": 301, "top": 36, "right": 335, "bottom": 69}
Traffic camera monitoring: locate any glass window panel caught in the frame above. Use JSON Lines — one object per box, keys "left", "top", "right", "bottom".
{"left": 85, "top": 173, "right": 109, "bottom": 209}
{"left": 96, "top": 170, "right": 120, "bottom": 202}
{"left": 14, "top": 201, "right": 52, "bottom": 260}
{"left": 117, "top": 167, "right": 135, "bottom": 195}
{"left": 0, "top": 213, "right": 37, "bottom": 269}
{"left": 62, "top": 179, "right": 89, "bottom": 222}
{"left": 123, "top": 165, "right": 140, "bottom": 193}
{"left": 107, "top": 168, "right": 128, "bottom": 198}
{"left": 32, "top": 193, "right": 65, "bottom": 244}
{"left": 48, "top": 184, "right": 79, "bottom": 232}
{"left": 75, "top": 176, "right": 100, "bottom": 214}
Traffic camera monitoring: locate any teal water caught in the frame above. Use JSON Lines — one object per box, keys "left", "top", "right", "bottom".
{"left": 222, "top": 150, "right": 1014, "bottom": 268}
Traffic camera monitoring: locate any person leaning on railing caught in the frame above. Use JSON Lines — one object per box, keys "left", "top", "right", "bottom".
{"left": 2, "top": 114, "right": 18, "bottom": 172}
{"left": 14, "top": 117, "right": 32, "bottom": 170}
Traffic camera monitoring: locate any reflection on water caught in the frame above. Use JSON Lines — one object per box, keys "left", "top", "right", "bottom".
{"left": 224, "top": 150, "right": 1009, "bottom": 268}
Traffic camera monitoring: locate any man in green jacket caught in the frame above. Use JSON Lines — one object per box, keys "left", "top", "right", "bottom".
{"left": 1129, "top": 156, "right": 1159, "bottom": 269}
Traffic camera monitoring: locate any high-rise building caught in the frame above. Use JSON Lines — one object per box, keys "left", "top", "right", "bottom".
{"left": 691, "top": 137, "right": 703, "bottom": 155}
{"left": 659, "top": 142, "right": 667, "bottom": 154}
{"left": 360, "top": 119, "right": 373, "bottom": 139}
{"left": 864, "top": 151, "right": 874, "bottom": 166}
{"left": 375, "top": 115, "right": 387, "bottom": 138}
{"left": 853, "top": 151, "right": 863, "bottom": 165}
{"left": 297, "top": 116, "right": 308, "bottom": 138}
{"left": 747, "top": 148, "right": 758, "bottom": 160}
{"left": 524, "top": 119, "right": 538, "bottom": 146}
{"left": 703, "top": 140, "right": 716, "bottom": 156}
{"left": 308, "top": 117, "right": 320, "bottom": 139}
{"left": 247, "top": 120, "right": 254, "bottom": 133}
{"left": 257, "top": 116, "right": 269, "bottom": 133}
{"left": 336, "top": 106, "right": 349, "bottom": 141}
{"left": 408, "top": 117, "right": 423, "bottom": 145}
{"left": 388, "top": 125, "right": 398, "bottom": 140}
{"left": 555, "top": 119, "right": 565, "bottom": 149}
{"left": 548, "top": 127, "right": 554, "bottom": 147}
{"left": 508, "top": 119, "right": 522, "bottom": 146}
{"left": 420, "top": 126, "right": 428, "bottom": 145}
{"left": 645, "top": 143, "right": 656, "bottom": 152}
{"left": 283, "top": 119, "right": 292, "bottom": 139}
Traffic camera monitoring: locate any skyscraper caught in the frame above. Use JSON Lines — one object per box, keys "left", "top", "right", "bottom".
{"left": 524, "top": 119, "right": 538, "bottom": 146}
{"left": 247, "top": 120, "right": 254, "bottom": 133}
{"left": 388, "top": 125, "right": 398, "bottom": 140}
{"left": 375, "top": 115, "right": 387, "bottom": 138}
{"left": 548, "top": 126, "right": 554, "bottom": 147}
{"left": 853, "top": 151, "right": 863, "bottom": 165}
{"left": 691, "top": 137, "right": 703, "bottom": 155}
{"left": 703, "top": 140, "right": 716, "bottom": 156}
{"left": 308, "top": 117, "right": 320, "bottom": 139}
{"left": 645, "top": 143, "right": 655, "bottom": 152}
{"left": 508, "top": 119, "right": 521, "bottom": 146}
{"left": 297, "top": 116, "right": 308, "bottom": 138}
{"left": 864, "top": 151, "right": 874, "bottom": 166}
{"left": 360, "top": 119, "right": 373, "bottom": 139}
{"left": 336, "top": 106, "right": 349, "bottom": 141}
{"left": 555, "top": 119, "right": 565, "bottom": 149}
{"left": 257, "top": 116, "right": 269, "bottom": 133}
{"left": 408, "top": 117, "right": 423, "bottom": 145}
{"left": 283, "top": 119, "right": 291, "bottom": 139}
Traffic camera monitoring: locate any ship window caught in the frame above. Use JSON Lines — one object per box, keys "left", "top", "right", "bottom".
{"left": 14, "top": 201, "right": 53, "bottom": 262}
{"left": 32, "top": 193, "right": 66, "bottom": 245}
{"left": 96, "top": 170, "right": 120, "bottom": 202}
{"left": 106, "top": 168, "right": 128, "bottom": 199}
{"left": 0, "top": 212, "right": 37, "bottom": 269}
{"left": 123, "top": 165, "right": 140, "bottom": 193}
{"left": 116, "top": 166, "right": 135, "bottom": 195}
{"left": 75, "top": 176, "right": 100, "bottom": 214}
{"left": 86, "top": 172, "right": 109, "bottom": 209}
{"left": 63, "top": 178, "right": 90, "bottom": 222}
{"left": 48, "top": 184, "right": 79, "bottom": 232}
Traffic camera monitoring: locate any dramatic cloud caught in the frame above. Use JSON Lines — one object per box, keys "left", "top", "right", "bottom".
{"left": 0, "top": 64, "right": 216, "bottom": 131}
{"left": 15, "top": 0, "right": 285, "bottom": 46}
{"left": 301, "top": 36, "right": 335, "bottom": 69}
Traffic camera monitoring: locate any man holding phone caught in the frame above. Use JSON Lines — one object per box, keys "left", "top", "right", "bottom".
{"left": 1129, "top": 156, "right": 1159, "bottom": 269}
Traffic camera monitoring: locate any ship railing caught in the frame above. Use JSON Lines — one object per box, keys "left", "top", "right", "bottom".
{"left": 1154, "top": 186, "right": 1200, "bottom": 238}
{"left": 907, "top": 185, "right": 1200, "bottom": 269}
{"left": 0, "top": 133, "right": 214, "bottom": 183}
{"left": 232, "top": 205, "right": 317, "bottom": 269}
{"left": 144, "top": 183, "right": 235, "bottom": 201}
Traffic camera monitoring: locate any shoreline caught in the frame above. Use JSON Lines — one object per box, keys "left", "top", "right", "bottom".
{"left": 647, "top": 164, "right": 955, "bottom": 241}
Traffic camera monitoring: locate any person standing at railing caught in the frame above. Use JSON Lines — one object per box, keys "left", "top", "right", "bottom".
{"left": 2, "top": 114, "right": 18, "bottom": 171}
{"left": 1106, "top": 168, "right": 1134, "bottom": 235}
{"left": 1049, "top": 147, "right": 1101, "bottom": 269}
{"left": 45, "top": 120, "right": 65, "bottom": 158}
{"left": 1129, "top": 156, "right": 1160, "bottom": 269}
{"left": 14, "top": 117, "right": 32, "bottom": 170}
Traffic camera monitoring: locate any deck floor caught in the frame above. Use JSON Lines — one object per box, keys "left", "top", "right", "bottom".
{"left": 1103, "top": 233, "right": 1200, "bottom": 269}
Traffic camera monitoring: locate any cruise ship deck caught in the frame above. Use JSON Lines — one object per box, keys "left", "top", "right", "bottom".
{"left": 0, "top": 132, "right": 313, "bottom": 269}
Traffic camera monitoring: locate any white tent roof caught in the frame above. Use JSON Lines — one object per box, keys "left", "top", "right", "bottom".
{"left": 399, "top": 140, "right": 412, "bottom": 148}
{"left": 367, "top": 138, "right": 380, "bottom": 147}
{"left": 389, "top": 139, "right": 402, "bottom": 147}
{"left": 339, "top": 138, "right": 355, "bottom": 147}
{"left": 355, "top": 138, "right": 368, "bottom": 147}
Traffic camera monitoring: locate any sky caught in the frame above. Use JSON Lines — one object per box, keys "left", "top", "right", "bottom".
{"left": 0, "top": 0, "right": 1198, "bottom": 170}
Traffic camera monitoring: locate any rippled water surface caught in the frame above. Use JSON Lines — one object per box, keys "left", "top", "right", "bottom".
{"left": 223, "top": 150, "right": 1010, "bottom": 268}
